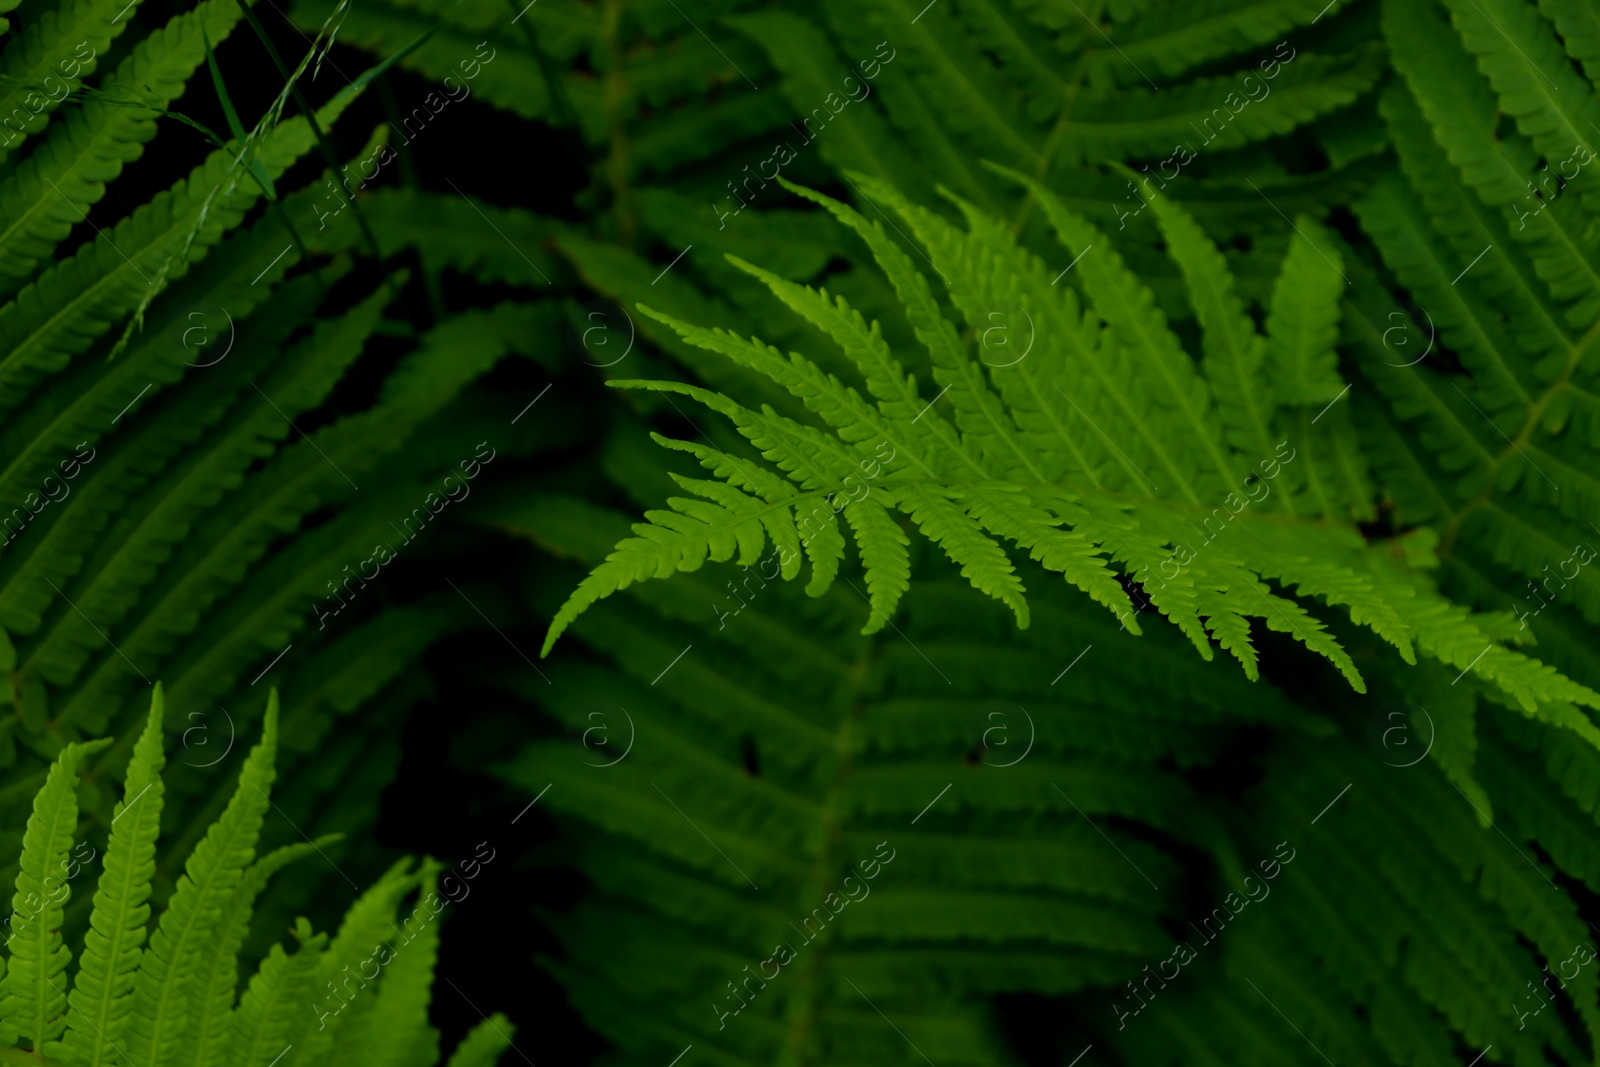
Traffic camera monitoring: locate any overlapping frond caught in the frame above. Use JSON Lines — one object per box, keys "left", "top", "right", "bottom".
{"left": 0, "top": 689, "right": 512, "bottom": 1066}
{"left": 122, "top": 690, "right": 279, "bottom": 1066}
{"left": 0, "top": 0, "right": 565, "bottom": 934}
{"left": 490, "top": 488, "right": 1313, "bottom": 1066}
{"left": 0, "top": 733, "right": 109, "bottom": 1049}
{"left": 53, "top": 685, "right": 167, "bottom": 1066}
{"left": 544, "top": 172, "right": 1599, "bottom": 728}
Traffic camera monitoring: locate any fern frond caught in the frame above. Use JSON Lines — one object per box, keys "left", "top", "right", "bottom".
{"left": 1440, "top": 0, "right": 1600, "bottom": 197}
{"left": 0, "top": 0, "right": 248, "bottom": 293}
{"left": 443, "top": 1016, "right": 515, "bottom": 1067}
{"left": 183, "top": 838, "right": 330, "bottom": 1067}
{"left": 303, "top": 187, "right": 558, "bottom": 289}
{"left": 546, "top": 173, "right": 1600, "bottom": 713}
{"left": 53, "top": 685, "right": 166, "bottom": 1066}
{"left": 494, "top": 493, "right": 1321, "bottom": 1065}
{"left": 23, "top": 285, "right": 387, "bottom": 690}
{"left": 1264, "top": 231, "right": 1345, "bottom": 379}
{"left": 224, "top": 918, "right": 327, "bottom": 1067}
{"left": 290, "top": 858, "right": 422, "bottom": 1064}
{"left": 1141, "top": 177, "right": 1277, "bottom": 470}
{"left": 0, "top": 733, "right": 110, "bottom": 1049}
{"left": 0, "top": 0, "right": 133, "bottom": 162}
{"left": 993, "top": 166, "right": 1240, "bottom": 501}
{"left": 346, "top": 869, "right": 442, "bottom": 1067}
{"left": 124, "top": 691, "right": 278, "bottom": 1067}
{"left": 0, "top": 113, "right": 318, "bottom": 412}
{"left": 1060, "top": 43, "right": 1388, "bottom": 163}
{"left": 1088, "top": 0, "right": 1354, "bottom": 86}
{"left": 0, "top": 685, "right": 504, "bottom": 1067}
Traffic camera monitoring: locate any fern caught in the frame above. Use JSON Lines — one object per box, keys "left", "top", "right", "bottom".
{"left": 11, "top": 0, "right": 1588, "bottom": 1064}
{"left": 285, "top": 0, "right": 1384, "bottom": 417}
{"left": 0, "top": 733, "right": 109, "bottom": 1049}
{"left": 491, "top": 489, "right": 1302, "bottom": 1065}
{"left": 299, "top": 0, "right": 1377, "bottom": 199}
{"left": 0, "top": 688, "right": 512, "bottom": 1066}
{"left": 0, "top": 0, "right": 569, "bottom": 955}
{"left": 0, "top": 0, "right": 134, "bottom": 164}
{"left": 464, "top": 4, "right": 1600, "bottom": 1053}
{"left": 488, "top": 470, "right": 1600, "bottom": 1065}
{"left": 53, "top": 684, "right": 166, "bottom": 1066}
{"left": 0, "top": 0, "right": 250, "bottom": 292}
{"left": 540, "top": 170, "right": 1600, "bottom": 742}
{"left": 495, "top": 442, "right": 1600, "bottom": 1066}
{"left": 121, "top": 687, "right": 279, "bottom": 1067}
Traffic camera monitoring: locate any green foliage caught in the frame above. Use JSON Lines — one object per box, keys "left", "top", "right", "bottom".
{"left": 289, "top": 0, "right": 1379, "bottom": 201}
{"left": 0, "top": 687, "right": 513, "bottom": 1066}
{"left": 285, "top": 0, "right": 1387, "bottom": 418}
{"left": 0, "top": 0, "right": 568, "bottom": 940}
{"left": 0, "top": 735, "right": 109, "bottom": 1048}
{"left": 492, "top": 490, "right": 1308, "bottom": 1066}
{"left": 493, "top": 479, "right": 1600, "bottom": 1067}
{"left": 24, "top": 0, "right": 1600, "bottom": 1063}
{"left": 544, "top": 170, "right": 1598, "bottom": 740}
{"left": 428, "top": 0, "right": 1600, "bottom": 1062}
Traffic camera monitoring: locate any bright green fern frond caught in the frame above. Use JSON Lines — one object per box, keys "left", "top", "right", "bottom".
{"left": 723, "top": 254, "right": 967, "bottom": 478}
{"left": 291, "top": 858, "right": 423, "bottom": 1064}
{"left": 124, "top": 690, "right": 279, "bottom": 1067}
{"left": 182, "top": 837, "right": 332, "bottom": 1067}
{"left": 352, "top": 869, "right": 442, "bottom": 1067}
{"left": 842, "top": 496, "right": 913, "bottom": 634}
{"left": 443, "top": 1016, "right": 515, "bottom": 1067}
{"left": 546, "top": 170, "right": 1600, "bottom": 721}
{"left": 772, "top": 177, "right": 1041, "bottom": 483}
{"left": 54, "top": 685, "right": 167, "bottom": 1067}
{"left": 0, "top": 732, "right": 110, "bottom": 1049}
{"left": 0, "top": 687, "right": 504, "bottom": 1067}
{"left": 223, "top": 917, "right": 327, "bottom": 1067}
{"left": 1140, "top": 176, "right": 1277, "bottom": 474}
{"left": 896, "top": 483, "right": 1032, "bottom": 627}
{"left": 992, "top": 164, "right": 1240, "bottom": 502}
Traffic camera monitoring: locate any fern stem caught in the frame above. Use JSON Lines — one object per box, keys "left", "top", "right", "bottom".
{"left": 1008, "top": 0, "right": 1105, "bottom": 237}
{"left": 498, "top": 0, "right": 578, "bottom": 128}
{"left": 1296, "top": 409, "right": 1338, "bottom": 518}
{"left": 600, "top": 0, "right": 636, "bottom": 249}
{"left": 776, "top": 634, "right": 879, "bottom": 1067}
{"left": 377, "top": 75, "right": 445, "bottom": 325}
{"left": 1437, "top": 314, "right": 1597, "bottom": 557}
